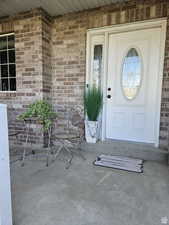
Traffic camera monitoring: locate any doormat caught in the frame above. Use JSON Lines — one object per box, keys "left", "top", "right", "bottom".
{"left": 94, "top": 154, "right": 143, "bottom": 173}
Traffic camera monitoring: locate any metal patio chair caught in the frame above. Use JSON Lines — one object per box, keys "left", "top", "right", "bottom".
{"left": 52, "top": 106, "right": 86, "bottom": 169}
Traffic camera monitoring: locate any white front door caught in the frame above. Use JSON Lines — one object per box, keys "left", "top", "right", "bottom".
{"left": 106, "top": 28, "right": 162, "bottom": 143}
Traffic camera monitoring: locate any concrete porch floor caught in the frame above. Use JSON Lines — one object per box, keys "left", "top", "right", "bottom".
{"left": 11, "top": 148, "right": 169, "bottom": 225}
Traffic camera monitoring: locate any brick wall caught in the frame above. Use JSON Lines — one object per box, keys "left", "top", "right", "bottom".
{"left": 51, "top": 0, "right": 169, "bottom": 149}
{"left": 41, "top": 11, "right": 52, "bottom": 101}
{"left": 51, "top": 12, "right": 87, "bottom": 134}
{"left": 0, "top": 9, "right": 51, "bottom": 147}
{"left": 1, "top": 0, "right": 169, "bottom": 149}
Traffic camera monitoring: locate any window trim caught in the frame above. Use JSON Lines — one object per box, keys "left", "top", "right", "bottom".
{"left": 0, "top": 33, "right": 16, "bottom": 92}
{"left": 0, "top": 32, "right": 14, "bottom": 37}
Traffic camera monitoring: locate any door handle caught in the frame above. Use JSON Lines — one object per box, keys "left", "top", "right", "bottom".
{"left": 107, "top": 95, "right": 111, "bottom": 99}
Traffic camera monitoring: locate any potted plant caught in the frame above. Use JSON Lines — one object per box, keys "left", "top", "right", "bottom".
{"left": 18, "top": 100, "right": 57, "bottom": 149}
{"left": 18, "top": 100, "right": 57, "bottom": 166}
{"left": 84, "top": 86, "right": 103, "bottom": 143}
{"left": 18, "top": 100, "right": 57, "bottom": 132}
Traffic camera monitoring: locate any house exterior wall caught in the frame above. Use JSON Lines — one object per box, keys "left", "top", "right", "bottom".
{"left": 0, "top": 9, "right": 50, "bottom": 146}
{"left": 0, "top": 0, "right": 169, "bottom": 149}
{"left": 42, "top": 12, "right": 52, "bottom": 101}
{"left": 51, "top": 0, "right": 169, "bottom": 149}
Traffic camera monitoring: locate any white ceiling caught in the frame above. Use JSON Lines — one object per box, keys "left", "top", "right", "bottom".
{"left": 0, "top": 0, "right": 126, "bottom": 17}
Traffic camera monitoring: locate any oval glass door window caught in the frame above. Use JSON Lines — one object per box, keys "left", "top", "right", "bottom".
{"left": 121, "top": 48, "right": 142, "bottom": 100}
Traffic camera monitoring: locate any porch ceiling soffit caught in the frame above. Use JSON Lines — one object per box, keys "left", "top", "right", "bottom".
{"left": 0, "top": 0, "right": 127, "bottom": 17}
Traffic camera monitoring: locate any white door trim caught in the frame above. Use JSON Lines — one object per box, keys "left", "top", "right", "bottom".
{"left": 86, "top": 18, "right": 167, "bottom": 147}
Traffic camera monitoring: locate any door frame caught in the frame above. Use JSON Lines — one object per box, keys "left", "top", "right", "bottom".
{"left": 86, "top": 18, "right": 167, "bottom": 147}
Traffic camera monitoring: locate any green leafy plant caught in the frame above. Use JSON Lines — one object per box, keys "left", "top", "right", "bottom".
{"left": 18, "top": 100, "right": 57, "bottom": 131}
{"left": 84, "top": 86, "right": 103, "bottom": 121}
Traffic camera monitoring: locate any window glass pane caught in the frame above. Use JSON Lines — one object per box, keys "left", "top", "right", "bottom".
{"left": 0, "top": 51, "right": 7, "bottom": 64}
{"left": 8, "top": 50, "right": 15, "bottom": 63}
{"left": 0, "top": 36, "right": 7, "bottom": 50}
{"left": 8, "top": 35, "right": 15, "bottom": 49}
{"left": 121, "top": 48, "right": 142, "bottom": 100}
{"left": 93, "top": 45, "right": 102, "bottom": 87}
{"left": 9, "top": 64, "right": 16, "bottom": 77}
{"left": 10, "top": 78, "right": 16, "bottom": 91}
{"left": 0, "top": 34, "right": 16, "bottom": 91}
{"left": 1, "top": 65, "right": 8, "bottom": 77}
{"left": 2, "top": 79, "right": 8, "bottom": 91}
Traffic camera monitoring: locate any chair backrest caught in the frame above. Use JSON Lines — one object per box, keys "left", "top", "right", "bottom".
{"left": 67, "top": 106, "right": 84, "bottom": 136}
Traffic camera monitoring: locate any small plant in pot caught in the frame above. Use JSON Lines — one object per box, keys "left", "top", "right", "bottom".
{"left": 18, "top": 100, "right": 57, "bottom": 132}
{"left": 84, "top": 86, "right": 103, "bottom": 143}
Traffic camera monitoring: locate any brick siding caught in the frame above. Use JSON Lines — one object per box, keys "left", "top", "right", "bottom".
{"left": 0, "top": 9, "right": 47, "bottom": 146}
{"left": 0, "top": 0, "right": 169, "bottom": 149}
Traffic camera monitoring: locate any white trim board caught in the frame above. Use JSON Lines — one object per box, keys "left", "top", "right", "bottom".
{"left": 86, "top": 18, "right": 167, "bottom": 147}
{"left": 0, "top": 32, "right": 14, "bottom": 37}
{"left": 0, "top": 104, "right": 13, "bottom": 225}
{"left": 87, "top": 18, "right": 167, "bottom": 34}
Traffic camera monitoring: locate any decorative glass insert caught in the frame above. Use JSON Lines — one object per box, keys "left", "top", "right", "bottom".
{"left": 93, "top": 45, "right": 103, "bottom": 87}
{"left": 121, "top": 48, "right": 142, "bottom": 100}
{"left": 0, "top": 34, "right": 16, "bottom": 91}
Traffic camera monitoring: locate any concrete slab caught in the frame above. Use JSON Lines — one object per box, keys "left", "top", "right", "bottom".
{"left": 11, "top": 151, "right": 169, "bottom": 225}
{"left": 82, "top": 140, "right": 168, "bottom": 162}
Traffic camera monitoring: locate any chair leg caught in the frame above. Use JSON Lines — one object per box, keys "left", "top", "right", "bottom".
{"left": 46, "top": 147, "right": 51, "bottom": 167}
{"left": 21, "top": 147, "right": 26, "bottom": 167}
{"left": 53, "top": 145, "right": 63, "bottom": 161}
{"left": 52, "top": 141, "right": 85, "bottom": 169}
{"left": 64, "top": 146, "right": 74, "bottom": 169}
{"left": 21, "top": 122, "right": 30, "bottom": 167}
{"left": 71, "top": 147, "right": 86, "bottom": 160}
{"left": 65, "top": 152, "right": 73, "bottom": 169}
{"left": 46, "top": 127, "right": 52, "bottom": 167}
